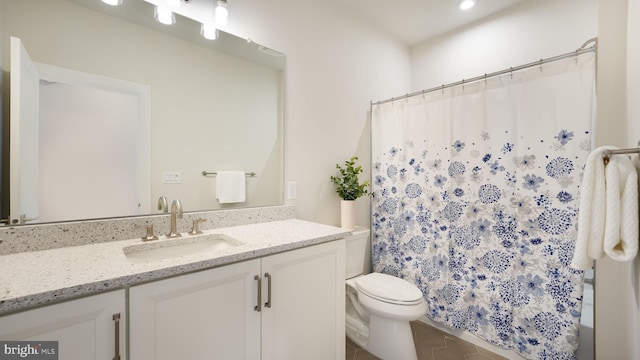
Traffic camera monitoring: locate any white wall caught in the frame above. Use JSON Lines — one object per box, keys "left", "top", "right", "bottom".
{"left": 411, "top": 0, "right": 597, "bottom": 92}
{"left": 596, "top": 0, "right": 640, "bottom": 358}
{"left": 595, "top": 0, "right": 640, "bottom": 358}
{"left": 220, "top": 0, "right": 412, "bottom": 228}
{"left": 627, "top": 0, "right": 640, "bottom": 353}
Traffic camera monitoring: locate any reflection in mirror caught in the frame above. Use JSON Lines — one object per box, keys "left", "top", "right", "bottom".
{"left": 1, "top": 0, "right": 285, "bottom": 224}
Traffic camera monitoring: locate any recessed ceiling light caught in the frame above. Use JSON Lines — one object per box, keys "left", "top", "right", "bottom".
{"left": 459, "top": 0, "right": 476, "bottom": 10}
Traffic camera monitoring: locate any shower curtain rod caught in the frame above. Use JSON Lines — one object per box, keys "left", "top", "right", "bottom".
{"left": 371, "top": 37, "right": 598, "bottom": 106}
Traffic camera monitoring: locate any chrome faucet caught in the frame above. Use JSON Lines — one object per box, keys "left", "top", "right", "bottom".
{"left": 167, "top": 199, "right": 183, "bottom": 238}
{"left": 158, "top": 196, "right": 168, "bottom": 213}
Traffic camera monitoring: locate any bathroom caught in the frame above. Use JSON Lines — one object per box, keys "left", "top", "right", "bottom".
{"left": 1, "top": 0, "right": 639, "bottom": 359}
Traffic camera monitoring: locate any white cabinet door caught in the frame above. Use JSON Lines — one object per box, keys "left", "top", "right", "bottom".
{"left": 0, "top": 290, "right": 126, "bottom": 360}
{"left": 129, "top": 259, "right": 261, "bottom": 360}
{"left": 261, "top": 239, "right": 345, "bottom": 360}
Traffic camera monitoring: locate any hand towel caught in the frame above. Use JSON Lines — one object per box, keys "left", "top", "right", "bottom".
{"left": 216, "top": 171, "right": 246, "bottom": 204}
{"left": 571, "top": 146, "right": 614, "bottom": 270}
{"left": 603, "top": 154, "right": 639, "bottom": 261}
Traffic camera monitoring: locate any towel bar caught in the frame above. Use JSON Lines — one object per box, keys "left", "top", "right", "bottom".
{"left": 202, "top": 171, "right": 257, "bottom": 177}
{"left": 602, "top": 141, "right": 640, "bottom": 165}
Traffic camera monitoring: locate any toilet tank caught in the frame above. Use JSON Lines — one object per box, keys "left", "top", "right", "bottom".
{"left": 345, "top": 227, "right": 371, "bottom": 279}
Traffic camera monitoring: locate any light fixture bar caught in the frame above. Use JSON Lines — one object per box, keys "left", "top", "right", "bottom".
{"left": 101, "top": 0, "right": 123, "bottom": 6}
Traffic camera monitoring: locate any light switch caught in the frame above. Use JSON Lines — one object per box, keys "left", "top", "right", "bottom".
{"left": 162, "top": 171, "right": 181, "bottom": 184}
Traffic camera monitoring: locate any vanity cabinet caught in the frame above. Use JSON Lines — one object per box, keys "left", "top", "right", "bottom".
{"left": 0, "top": 289, "right": 126, "bottom": 360}
{"left": 129, "top": 239, "right": 345, "bottom": 360}
{"left": 260, "top": 239, "right": 345, "bottom": 360}
{"left": 129, "top": 259, "right": 262, "bottom": 359}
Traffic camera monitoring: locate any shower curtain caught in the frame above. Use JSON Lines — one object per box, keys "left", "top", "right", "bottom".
{"left": 371, "top": 52, "right": 595, "bottom": 359}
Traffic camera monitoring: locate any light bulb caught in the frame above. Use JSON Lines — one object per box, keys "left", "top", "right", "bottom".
{"left": 154, "top": 5, "right": 175, "bottom": 25}
{"left": 201, "top": 22, "right": 218, "bottom": 40}
{"left": 101, "top": 0, "right": 122, "bottom": 5}
{"left": 459, "top": 0, "right": 476, "bottom": 10}
{"left": 215, "top": 0, "right": 229, "bottom": 26}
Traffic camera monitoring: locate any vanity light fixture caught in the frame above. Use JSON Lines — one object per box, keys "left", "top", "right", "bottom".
{"left": 201, "top": 22, "right": 218, "bottom": 40}
{"left": 215, "top": 0, "right": 229, "bottom": 26}
{"left": 101, "top": 0, "right": 123, "bottom": 5}
{"left": 154, "top": 5, "right": 176, "bottom": 25}
{"left": 166, "top": 0, "right": 183, "bottom": 7}
{"left": 459, "top": 0, "right": 476, "bottom": 10}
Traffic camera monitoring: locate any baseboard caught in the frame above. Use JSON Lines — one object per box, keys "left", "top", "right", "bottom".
{"left": 417, "top": 316, "right": 526, "bottom": 360}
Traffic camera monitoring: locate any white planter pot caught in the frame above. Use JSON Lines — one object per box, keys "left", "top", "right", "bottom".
{"left": 341, "top": 200, "right": 356, "bottom": 230}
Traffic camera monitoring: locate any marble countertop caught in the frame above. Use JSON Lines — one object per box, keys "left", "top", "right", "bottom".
{"left": 0, "top": 219, "right": 350, "bottom": 314}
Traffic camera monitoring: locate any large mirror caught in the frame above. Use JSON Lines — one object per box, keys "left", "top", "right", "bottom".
{"left": 0, "top": 0, "right": 285, "bottom": 224}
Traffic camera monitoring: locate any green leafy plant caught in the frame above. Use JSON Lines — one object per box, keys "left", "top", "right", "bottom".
{"left": 330, "top": 156, "right": 370, "bottom": 200}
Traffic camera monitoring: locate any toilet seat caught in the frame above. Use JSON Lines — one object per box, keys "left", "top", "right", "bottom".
{"left": 354, "top": 273, "right": 423, "bottom": 305}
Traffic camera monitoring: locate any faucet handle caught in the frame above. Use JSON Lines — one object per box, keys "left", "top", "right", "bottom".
{"left": 188, "top": 218, "right": 207, "bottom": 235}
{"left": 142, "top": 224, "right": 159, "bottom": 242}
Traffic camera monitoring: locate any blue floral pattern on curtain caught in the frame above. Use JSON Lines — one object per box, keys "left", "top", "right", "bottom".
{"left": 371, "top": 53, "right": 595, "bottom": 359}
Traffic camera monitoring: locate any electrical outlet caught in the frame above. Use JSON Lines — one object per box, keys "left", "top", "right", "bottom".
{"left": 287, "top": 181, "right": 297, "bottom": 200}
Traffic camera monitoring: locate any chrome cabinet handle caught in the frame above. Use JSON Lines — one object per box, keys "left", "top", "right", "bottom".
{"left": 254, "top": 275, "right": 262, "bottom": 312}
{"left": 264, "top": 273, "right": 272, "bottom": 308}
{"left": 112, "top": 313, "right": 121, "bottom": 360}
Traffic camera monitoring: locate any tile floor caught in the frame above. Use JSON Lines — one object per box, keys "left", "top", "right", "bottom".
{"left": 346, "top": 321, "right": 509, "bottom": 360}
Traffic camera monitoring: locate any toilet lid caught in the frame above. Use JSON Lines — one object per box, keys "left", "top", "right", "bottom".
{"left": 355, "top": 273, "right": 424, "bottom": 305}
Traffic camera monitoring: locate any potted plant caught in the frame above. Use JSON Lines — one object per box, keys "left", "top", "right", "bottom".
{"left": 330, "top": 156, "right": 370, "bottom": 229}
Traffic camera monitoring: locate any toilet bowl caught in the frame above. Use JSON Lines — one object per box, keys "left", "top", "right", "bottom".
{"left": 345, "top": 228, "right": 427, "bottom": 360}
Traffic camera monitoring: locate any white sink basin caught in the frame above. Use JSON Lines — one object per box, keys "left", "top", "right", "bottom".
{"left": 123, "top": 234, "right": 242, "bottom": 263}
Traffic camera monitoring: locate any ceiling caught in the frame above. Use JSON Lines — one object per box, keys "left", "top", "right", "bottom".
{"left": 343, "top": 0, "right": 530, "bottom": 46}
{"left": 144, "top": 0, "right": 530, "bottom": 46}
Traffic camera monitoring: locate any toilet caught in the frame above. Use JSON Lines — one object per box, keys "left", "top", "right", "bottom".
{"left": 345, "top": 228, "right": 427, "bottom": 360}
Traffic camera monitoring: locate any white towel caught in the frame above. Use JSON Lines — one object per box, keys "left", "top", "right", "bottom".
{"left": 603, "top": 154, "right": 639, "bottom": 261}
{"left": 571, "top": 146, "right": 613, "bottom": 270}
{"left": 216, "top": 171, "right": 246, "bottom": 204}
{"left": 571, "top": 146, "right": 640, "bottom": 270}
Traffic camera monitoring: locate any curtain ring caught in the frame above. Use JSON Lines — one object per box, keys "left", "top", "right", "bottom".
{"left": 539, "top": 59, "right": 543, "bottom": 72}
{"left": 510, "top": 67, "right": 513, "bottom": 79}
{"left": 484, "top": 73, "right": 487, "bottom": 85}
